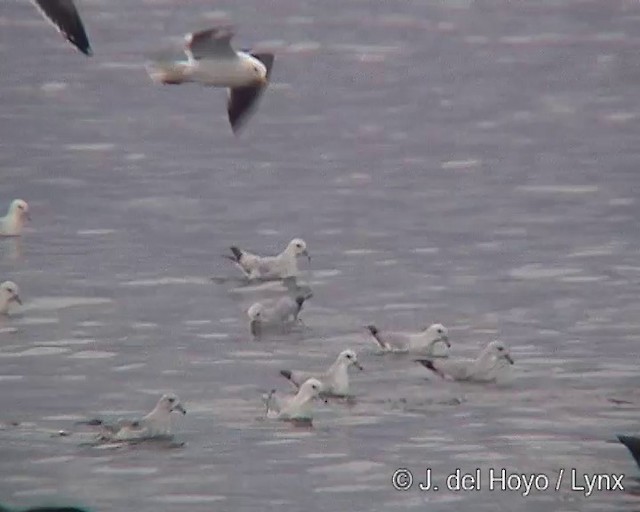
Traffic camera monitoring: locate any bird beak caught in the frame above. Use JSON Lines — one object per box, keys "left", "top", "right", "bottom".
{"left": 441, "top": 336, "right": 451, "bottom": 348}
{"left": 174, "top": 403, "right": 187, "bottom": 415}
{"left": 505, "top": 354, "right": 514, "bottom": 365}
{"left": 25, "top": 212, "right": 31, "bottom": 221}
{"left": 303, "top": 250, "right": 311, "bottom": 262}
{"left": 12, "top": 294, "right": 22, "bottom": 305}
{"left": 354, "top": 361, "right": 364, "bottom": 371}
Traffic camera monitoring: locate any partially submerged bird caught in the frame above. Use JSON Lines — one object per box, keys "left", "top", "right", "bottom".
{"left": 0, "top": 281, "right": 22, "bottom": 315}
{"left": 248, "top": 294, "right": 310, "bottom": 337}
{"left": 78, "top": 393, "right": 186, "bottom": 442}
{"left": 146, "top": 26, "right": 274, "bottom": 134}
{"left": 366, "top": 323, "right": 450, "bottom": 356}
{"left": 263, "top": 378, "right": 325, "bottom": 422}
{"left": 280, "top": 349, "right": 363, "bottom": 397}
{"left": 30, "top": 0, "right": 92, "bottom": 56}
{"left": 0, "top": 199, "right": 30, "bottom": 237}
{"left": 618, "top": 435, "right": 640, "bottom": 470}
{"left": 415, "top": 340, "right": 514, "bottom": 383}
{"left": 225, "top": 238, "right": 310, "bottom": 280}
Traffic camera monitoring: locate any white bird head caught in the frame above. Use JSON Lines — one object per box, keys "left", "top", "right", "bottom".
{"left": 247, "top": 302, "right": 264, "bottom": 321}
{"left": 338, "top": 349, "right": 364, "bottom": 371}
{"left": 245, "top": 58, "right": 268, "bottom": 86}
{"left": 8, "top": 199, "right": 30, "bottom": 221}
{"left": 287, "top": 238, "right": 310, "bottom": 261}
{"left": 0, "top": 281, "right": 22, "bottom": 307}
{"left": 424, "top": 323, "right": 450, "bottom": 346}
{"left": 298, "top": 378, "right": 324, "bottom": 401}
{"left": 248, "top": 302, "right": 265, "bottom": 337}
{"left": 157, "top": 393, "right": 187, "bottom": 415}
{"left": 487, "top": 340, "right": 514, "bottom": 364}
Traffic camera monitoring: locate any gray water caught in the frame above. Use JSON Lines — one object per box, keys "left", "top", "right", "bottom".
{"left": 1, "top": 0, "right": 639, "bottom": 510}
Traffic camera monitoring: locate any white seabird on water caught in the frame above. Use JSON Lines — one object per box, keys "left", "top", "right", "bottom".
{"left": 280, "top": 349, "right": 363, "bottom": 397}
{"left": 248, "top": 294, "right": 310, "bottom": 337}
{"left": 415, "top": 340, "right": 514, "bottom": 383}
{"left": 146, "top": 26, "right": 274, "bottom": 134}
{"left": 263, "top": 378, "right": 325, "bottom": 422}
{"left": 79, "top": 393, "right": 186, "bottom": 442}
{"left": 30, "top": 0, "right": 92, "bottom": 56}
{"left": 0, "top": 281, "right": 22, "bottom": 315}
{"left": 0, "top": 199, "right": 30, "bottom": 237}
{"left": 225, "top": 238, "right": 310, "bottom": 280}
{"left": 366, "top": 323, "right": 450, "bottom": 356}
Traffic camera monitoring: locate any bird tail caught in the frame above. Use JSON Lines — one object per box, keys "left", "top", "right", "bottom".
{"left": 365, "top": 325, "right": 386, "bottom": 349}
{"left": 229, "top": 246, "right": 243, "bottom": 263}
{"left": 280, "top": 370, "right": 293, "bottom": 381}
{"left": 415, "top": 359, "right": 446, "bottom": 379}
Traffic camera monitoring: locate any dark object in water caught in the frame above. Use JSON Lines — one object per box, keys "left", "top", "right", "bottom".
{"left": 618, "top": 435, "right": 640, "bottom": 469}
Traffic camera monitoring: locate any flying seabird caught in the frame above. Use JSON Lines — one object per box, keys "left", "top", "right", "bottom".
{"left": 30, "top": 0, "right": 92, "bottom": 56}
{"left": 146, "top": 26, "right": 274, "bottom": 134}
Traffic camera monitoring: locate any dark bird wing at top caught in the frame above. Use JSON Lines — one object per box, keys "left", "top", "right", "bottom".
{"left": 228, "top": 53, "right": 275, "bottom": 134}
{"left": 184, "top": 26, "right": 236, "bottom": 60}
{"left": 31, "top": 0, "right": 92, "bottom": 56}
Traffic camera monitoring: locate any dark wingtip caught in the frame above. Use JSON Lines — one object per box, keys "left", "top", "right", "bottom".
{"left": 280, "top": 369, "right": 292, "bottom": 380}
{"left": 229, "top": 246, "right": 243, "bottom": 262}
{"left": 365, "top": 325, "right": 378, "bottom": 336}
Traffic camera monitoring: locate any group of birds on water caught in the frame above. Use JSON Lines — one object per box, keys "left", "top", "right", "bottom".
{"left": 0, "top": 193, "right": 515, "bottom": 438}
{"left": 4, "top": 0, "right": 639, "bottom": 474}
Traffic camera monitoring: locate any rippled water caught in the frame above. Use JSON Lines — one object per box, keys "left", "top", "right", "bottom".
{"left": 1, "top": 0, "right": 640, "bottom": 510}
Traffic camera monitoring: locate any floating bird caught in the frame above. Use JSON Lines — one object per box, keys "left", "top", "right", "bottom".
{"left": 0, "top": 281, "right": 22, "bottom": 315}
{"left": 78, "top": 393, "right": 186, "bottom": 442}
{"left": 366, "top": 323, "right": 450, "bottom": 355}
{"left": 415, "top": 340, "right": 514, "bottom": 383}
{"left": 30, "top": 0, "right": 92, "bottom": 56}
{"left": 618, "top": 435, "right": 640, "bottom": 470}
{"left": 146, "top": 26, "right": 274, "bottom": 134}
{"left": 280, "top": 349, "right": 363, "bottom": 397}
{"left": 248, "top": 294, "right": 310, "bottom": 337}
{"left": 263, "top": 378, "right": 325, "bottom": 422}
{"left": 225, "top": 238, "right": 310, "bottom": 280}
{"left": 0, "top": 199, "right": 30, "bottom": 237}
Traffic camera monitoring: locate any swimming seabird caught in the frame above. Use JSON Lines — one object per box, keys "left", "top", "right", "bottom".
{"left": 225, "top": 238, "right": 310, "bottom": 280}
{"left": 366, "top": 323, "right": 450, "bottom": 355}
{"left": 263, "top": 378, "right": 325, "bottom": 422}
{"left": 280, "top": 349, "right": 364, "bottom": 397}
{"left": 147, "top": 26, "right": 274, "bottom": 134}
{"left": 248, "top": 294, "right": 310, "bottom": 338}
{"left": 78, "top": 393, "right": 186, "bottom": 442}
{"left": 0, "top": 281, "right": 22, "bottom": 315}
{"left": 415, "top": 340, "right": 514, "bottom": 383}
{"left": 30, "top": 0, "right": 92, "bottom": 56}
{"left": 0, "top": 199, "right": 30, "bottom": 237}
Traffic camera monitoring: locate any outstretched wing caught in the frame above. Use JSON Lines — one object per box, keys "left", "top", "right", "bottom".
{"left": 184, "top": 26, "right": 236, "bottom": 61}
{"left": 228, "top": 53, "right": 275, "bottom": 133}
{"left": 31, "top": 0, "right": 92, "bottom": 56}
